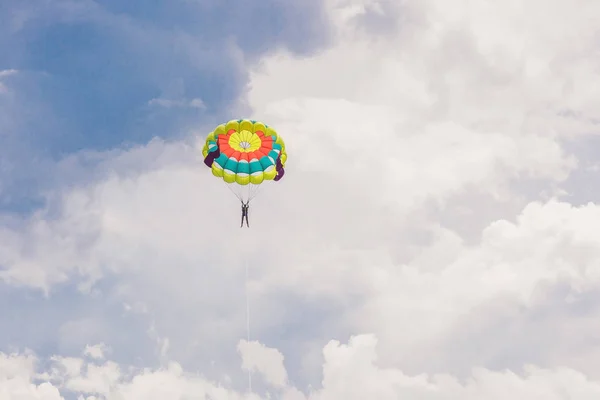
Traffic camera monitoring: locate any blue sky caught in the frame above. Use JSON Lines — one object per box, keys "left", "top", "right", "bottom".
{"left": 0, "top": 0, "right": 330, "bottom": 212}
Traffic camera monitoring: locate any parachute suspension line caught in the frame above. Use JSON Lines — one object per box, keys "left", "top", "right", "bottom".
{"left": 248, "top": 183, "right": 263, "bottom": 203}
{"left": 221, "top": 181, "right": 263, "bottom": 204}
{"left": 245, "top": 244, "right": 252, "bottom": 394}
{"left": 222, "top": 181, "right": 242, "bottom": 202}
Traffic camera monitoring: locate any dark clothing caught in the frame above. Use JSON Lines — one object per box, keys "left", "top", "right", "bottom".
{"left": 241, "top": 202, "right": 249, "bottom": 227}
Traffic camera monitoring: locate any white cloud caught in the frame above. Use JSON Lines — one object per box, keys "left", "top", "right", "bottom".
{"left": 303, "top": 334, "right": 600, "bottom": 400}
{"left": 0, "top": 352, "right": 63, "bottom": 399}
{"left": 2, "top": 0, "right": 600, "bottom": 397}
{"left": 148, "top": 97, "right": 206, "bottom": 109}
{"left": 2, "top": 338, "right": 600, "bottom": 399}
{"left": 0, "top": 70, "right": 18, "bottom": 78}
{"left": 0, "top": 69, "right": 18, "bottom": 93}
{"left": 238, "top": 340, "right": 288, "bottom": 388}
{"left": 84, "top": 344, "right": 110, "bottom": 360}
{"left": 61, "top": 361, "right": 120, "bottom": 396}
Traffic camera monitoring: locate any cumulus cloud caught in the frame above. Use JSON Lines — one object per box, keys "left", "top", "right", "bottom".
{"left": 238, "top": 340, "right": 288, "bottom": 388}
{"left": 2, "top": 337, "right": 600, "bottom": 399}
{"left": 0, "top": 351, "right": 62, "bottom": 399}
{"left": 1, "top": 0, "right": 600, "bottom": 398}
{"left": 84, "top": 343, "right": 110, "bottom": 360}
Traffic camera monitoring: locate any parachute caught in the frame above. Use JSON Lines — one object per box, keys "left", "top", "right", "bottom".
{"left": 202, "top": 118, "right": 287, "bottom": 203}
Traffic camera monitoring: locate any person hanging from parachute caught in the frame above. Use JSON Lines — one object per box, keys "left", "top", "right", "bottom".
{"left": 201, "top": 119, "right": 287, "bottom": 227}
{"left": 241, "top": 200, "right": 249, "bottom": 228}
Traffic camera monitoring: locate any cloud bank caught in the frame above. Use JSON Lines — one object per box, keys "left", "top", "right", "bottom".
{"left": 1, "top": 0, "right": 600, "bottom": 398}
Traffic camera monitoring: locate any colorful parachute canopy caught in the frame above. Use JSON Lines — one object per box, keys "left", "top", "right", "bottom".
{"left": 202, "top": 119, "right": 287, "bottom": 201}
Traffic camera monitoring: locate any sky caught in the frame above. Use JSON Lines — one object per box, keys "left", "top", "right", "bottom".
{"left": 1, "top": 0, "right": 600, "bottom": 398}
